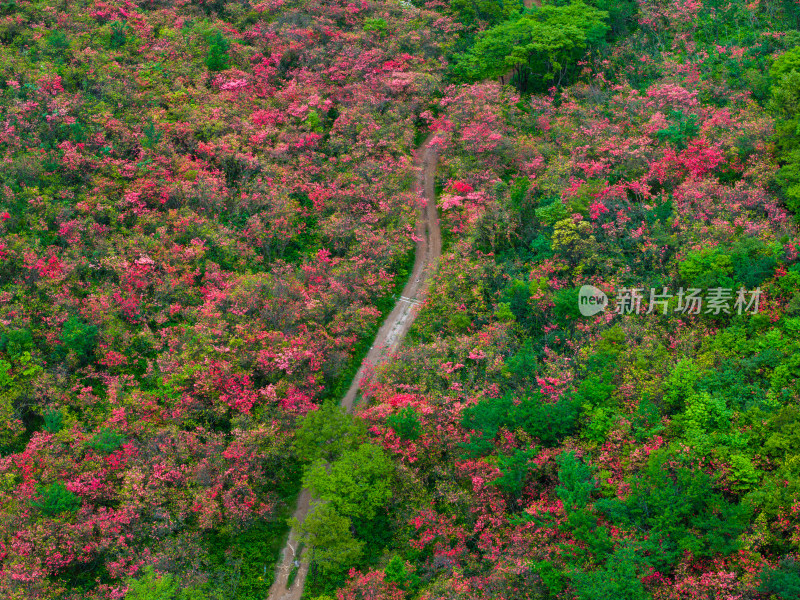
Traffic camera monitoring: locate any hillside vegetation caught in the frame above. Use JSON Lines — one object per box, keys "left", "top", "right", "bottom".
{"left": 3, "top": 1, "right": 800, "bottom": 599}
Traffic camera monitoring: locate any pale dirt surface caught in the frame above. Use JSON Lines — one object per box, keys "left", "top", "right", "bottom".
{"left": 266, "top": 137, "right": 441, "bottom": 600}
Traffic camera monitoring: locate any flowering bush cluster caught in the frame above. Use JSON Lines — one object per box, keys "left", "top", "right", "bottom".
{"left": 0, "top": 0, "right": 453, "bottom": 597}
{"left": 6, "top": 0, "right": 800, "bottom": 599}
{"left": 323, "top": 1, "right": 800, "bottom": 600}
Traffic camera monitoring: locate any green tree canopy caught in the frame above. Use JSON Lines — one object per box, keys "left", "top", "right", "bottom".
{"left": 387, "top": 406, "right": 422, "bottom": 441}
{"left": 294, "top": 401, "right": 364, "bottom": 463}
{"left": 298, "top": 503, "right": 364, "bottom": 575}
{"left": 452, "top": 2, "right": 609, "bottom": 91}
{"left": 596, "top": 451, "right": 751, "bottom": 573}
{"left": 448, "top": 0, "right": 526, "bottom": 28}
{"left": 556, "top": 451, "right": 596, "bottom": 512}
{"left": 461, "top": 391, "right": 581, "bottom": 456}
{"left": 30, "top": 482, "right": 81, "bottom": 517}
{"left": 490, "top": 446, "right": 539, "bottom": 502}
{"left": 571, "top": 543, "right": 652, "bottom": 600}
{"left": 303, "top": 443, "right": 394, "bottom": 520}
{"left": 125, "top": 566, "right": 179, "bottom": 600}
{"left": 770, "top": 46, "right": 800, "bottom": 215}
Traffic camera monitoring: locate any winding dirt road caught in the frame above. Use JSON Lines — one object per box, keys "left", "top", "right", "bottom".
{"left": 266, "top": 137, "right": 441, "bottom": 600}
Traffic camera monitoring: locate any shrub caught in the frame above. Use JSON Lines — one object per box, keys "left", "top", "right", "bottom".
{"left": 387, "top": 406, "right": 422, "bottom": 441}
{"left": 205, "top": 31, "right": 230, "bottom": 72}
{"left": 59, "top": 317, "right": 98, "bottom": 361}
{"left": 596, "top": 451, "right": 750, "bottom": 573}
{"left": 125, "top": 566, "right": 179, "bottom": 600}
{"left": 30, "top": 482, "right": 81, "bottom": 517}
{"left": 656, "top": 110, "right": 700, "bottom": 150}
{"left": 108, "top": 20, "right": 130, "bottom": 49}
{"left": 758, "top": 558, "right": 800, "bottom": 599}
{"left": 87, "top": 428, "right": 126, "bottom": 454}
{"left": 363, "top": 18, "right": 387, "bottom": 34}
{"left": 43, "top": 409, "right": 63, "bottom": 434}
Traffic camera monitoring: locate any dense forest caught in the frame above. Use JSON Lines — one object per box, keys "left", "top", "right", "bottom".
{"left": 2, "top": 0, "right": 800, "bottom": 599}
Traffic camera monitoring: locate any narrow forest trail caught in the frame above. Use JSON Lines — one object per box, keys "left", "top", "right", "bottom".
{"left": 266, "top": 136, "right": 441, "bottom": 600}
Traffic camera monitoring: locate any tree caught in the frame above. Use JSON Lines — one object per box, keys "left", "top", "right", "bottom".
{"left": 677, "top": 247, "right": 736, "bottom": 291}
{"left": 758, "top": 558, "right": 800, "bottom": 600}
{"left": 770, "top": 46, "right": 800, "bottom": 215}
{"left": 58, "top": 317, "right": 98, "bottom": 363}
{"left": 387, "top": 406, "right": 422, "bottom": 441}
{"left": 461, "top": 391, "right": 581, "bottom": 455}
{"left": 303, "top": 443, "right": 394, "bottom": 520}
{"left": 299, "top": 503, "right": 363, "bottom": 576}
{"left": 595, "top": 451, "right": 751, "bottom": 573}
{"left": 571, "top": 543, "right": 652, "bottom": 600}
{"left": 490, "top": 447, "right": 538, "bottom": 502}
{"left": 294, "top": 401, "right": 364, "bottom": 462}
{"left": 43, "top": 409, "right": 63, "bottom": 434}
{"left": 555, "top": 451, "right": 595, "bottom": 512}
{"left": 0, "top": 328, "right": 34, "bottom": 357}
{"left": 552, "top": 451, "right": 614, "bottom": 556}
{"left": 30, "top": 482, "right": 81, "bottom": 517}
{"left": 125, "top": 566, "right": 179, "bottom": 600}
{"left": 661, "top": 358, "right": 701, "bottom": 414}
{"left": 515, "top": 394, "right": 581, "bottom": 447}
{"left": 504, "top": 338, "right": 540, "bottom": 383}
{"left": 452, "top": 3, "right": 609, "bottom": 91}
{"left": 205, "top": 31, "right": 230, "bottom": 72}
{"left": 384, "top": 554, "right": 417, "bottom": 590}
{"left": 448, "top": 0, "right": 526, "bottom": 29}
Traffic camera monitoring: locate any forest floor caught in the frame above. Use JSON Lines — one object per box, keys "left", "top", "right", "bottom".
{"left": 266, "top": 136, "right": 442, "bottom": 600}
